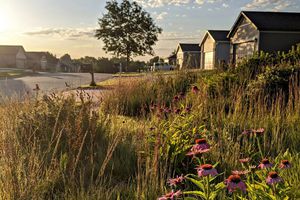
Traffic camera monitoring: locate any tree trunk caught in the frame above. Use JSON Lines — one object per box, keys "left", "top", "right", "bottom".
{"left": 126, "top": 53, "right": 130, "bottom": 72}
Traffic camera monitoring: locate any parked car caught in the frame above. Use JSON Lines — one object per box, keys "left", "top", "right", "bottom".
{"left": 151, "top": 62, "right": 174, "bottom": 71}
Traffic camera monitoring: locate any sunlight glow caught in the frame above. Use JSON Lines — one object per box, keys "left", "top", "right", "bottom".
{"left": 0, "top": 8, "right": 10, "bottom": 32}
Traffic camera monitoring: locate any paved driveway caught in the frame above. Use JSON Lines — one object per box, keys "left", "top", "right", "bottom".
{"left": 0, "top": 72, "right": 112, "bottom": 98}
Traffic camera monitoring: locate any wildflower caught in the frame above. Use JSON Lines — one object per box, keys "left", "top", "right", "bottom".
{"left": 173, "top": 95, "right": 180, "bottom": 103}
{"left": 186, "top": 138, "right": 210, "bottom": 156}
{"left": 225, "top": 175, "right": 247, "bottom": 193}
{"left": 242, "top": 129, "right": 254, "bottom": 135}
{"left": 194, "top": 139, "right": 210, "bottom": 150}
{"left": 239, "top": 158, "right": 251, "bottom": 163}
{"left": 279, "top": 160, "right": 291, "bottom": 169}
{"left": 185, "top": 106, "right": 191, "bottom": 113}
{"left": 179, "top": 92, "right": 185, "bottom": 99}
{"left": 149, "top": 127, "right": 155, "bottom": 131}
{"left": 186, "top": 148, "right": 210, "bottom": 156}
{"left": 197, "top": 164, "right": 218, "bottom": 177}
{"left": 192, "top": 85, "right": 199, "bottom": 93}
{"left": 158, "top": 190, "right": 182, "bottom": 200}
{"left": 232, "top": 170, "right": 250, "bottom": 175}
{"left": 168, "top": 175, "right": 184, "bottom": 187}
{"left": 258, "top": 159, "right": 273, "bottom": 169}
{"left": 164, "top": 107, "right": 172, "bottom": 113}
{"left": 254, "top": 128, "right": 265, "bottom": 134}
{"left": 266, "top": 172, "right": 283, "bottom": 185}
{"left": 174, "top": 108, "right": 181, "bottom": 114}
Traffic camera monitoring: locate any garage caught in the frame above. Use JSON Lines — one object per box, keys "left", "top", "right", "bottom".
{"left": 234, "top": 42, "right": 255, "bottom": 62}
{"left": 204, "top": 52, "right": 214, "bottom": 70}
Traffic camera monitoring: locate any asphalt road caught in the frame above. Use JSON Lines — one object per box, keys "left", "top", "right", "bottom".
{"left": 0, "top": 72, "right": 112, "bottom": 98}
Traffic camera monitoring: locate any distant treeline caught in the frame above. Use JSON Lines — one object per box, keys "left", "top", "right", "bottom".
{"left": 73, "top": 56, "right": 147, "bottom": 73}
{"left": 74, "top": 56, "right": 166, "bottom": 73}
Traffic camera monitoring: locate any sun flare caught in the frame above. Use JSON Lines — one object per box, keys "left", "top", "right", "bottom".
{"left": 0, "top": 9, "right": 10, "bottom": 32}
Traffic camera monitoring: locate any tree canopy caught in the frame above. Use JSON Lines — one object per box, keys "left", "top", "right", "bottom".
{"left": 95, "top": 0, "right": 162, "bottom": 70}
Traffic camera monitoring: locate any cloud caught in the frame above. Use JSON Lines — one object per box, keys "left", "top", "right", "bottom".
{"left": 243, "top": 0, "right": 295, "bottom": 11}
{"left": 24, "top": 27, "right": 96, "bottom": 40}
{"left": 134, "top": 0, "right": 224, "bottom": 8}
{"left": 155, "top": 11, "right": 168, "bottom": 20}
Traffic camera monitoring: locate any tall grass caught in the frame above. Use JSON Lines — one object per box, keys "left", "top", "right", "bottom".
{"left": 0, "top": 53, "right": 300, "bottom": 199}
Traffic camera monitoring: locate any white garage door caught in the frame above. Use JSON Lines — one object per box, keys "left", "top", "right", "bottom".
{"left": 204, "top": 52, "right": 214, "bottom": 70}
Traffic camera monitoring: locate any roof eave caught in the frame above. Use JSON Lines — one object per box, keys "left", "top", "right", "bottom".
{"left": 227, "top": 11, "right": 259, "bottom": 38}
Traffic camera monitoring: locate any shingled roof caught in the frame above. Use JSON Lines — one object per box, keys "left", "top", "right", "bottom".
{"left": 243, "top": 11, "right": 300, "bottom": 31}
{"left": 208, "top": 30, "right": 230, "bottom": 41}
{"left": 0, "top": 45, "right": 25, "bottom": 55}
{"left": 178, "top": 43, "right": 200, "bottom": 52}
{"left": 229, "top": 11, "right": 300, "bottom": 37}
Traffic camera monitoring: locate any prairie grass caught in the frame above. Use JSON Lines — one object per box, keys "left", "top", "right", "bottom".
{"left": 0, "top": 51, "right": 300, "bottom": 199}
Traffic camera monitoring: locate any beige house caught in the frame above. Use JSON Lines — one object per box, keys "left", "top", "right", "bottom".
{"left": 176, "top": 43, "right": 200, "bottom": 69}
{"left": 0, "top": 45, "right": 27, "bottom": 68}
{"left": 200, "top": 30, "right": 230, "bottom": 70}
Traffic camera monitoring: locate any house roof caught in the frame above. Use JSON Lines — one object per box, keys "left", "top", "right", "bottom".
{"left": 177, "top": 43, "right": 200, "bottom": 52}
{"left": 168, "top": 54, "right": 177, "bottom": 59}
{"left": 26, "top": 52, "right": 46, "bottom": 60}
{"left": 0, "top": 45, "right": 25, "bottom": 55}
{"left": 207, "top": 30, "right": 230, "bottom": 41}
{"left": 228, "top": 11, "right": 300, "bottom": 37}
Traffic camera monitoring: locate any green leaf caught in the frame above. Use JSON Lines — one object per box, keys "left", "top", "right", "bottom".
{"left": 183, "top": 191, "right": 206, "bottom": 199}
{"left": 185, "top": 177, "right": 205, "bottom": 190}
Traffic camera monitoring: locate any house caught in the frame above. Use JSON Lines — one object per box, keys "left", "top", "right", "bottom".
{"left": 26, "top": 52, "right": 59, "bottom": 71}
{"left": 0, "top": 45, "right": 27, "bottom": 68}
{"left": 58, "top": 54, "right": 81, "bottom": 72}
{"left": 176, "top": 43, "right": 201, "bottom": 69}
{"left": 165, "top": 54, "right": 177, "bottom": 66}
{"left": 228, "top": 11, "right": 300, "bottom": 63}
{"left": 200, "top": 30, "right": 230, "bottom": 70}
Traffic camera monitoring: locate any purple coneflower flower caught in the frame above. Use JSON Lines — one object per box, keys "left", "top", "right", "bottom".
{"left": 225, "top": 175, "right": 247, "bottom": 193}
{"left": 279, "top": 160, "right": 291, "bottom": 169}
{"left": 168, "top": 175, "right": 184, "bottom": 187}
{"left": 174, "top": 108, "right": 181, "bottom": 114}
{"left": 242, "top": 129, "right": 254, "bottom": 135}
{"left": 258, "top": 159, "right": 273, "bottom": 169}
{"left": 197, "top": 164, "right": 218, "bottom": 177}
{"left": 194, "top": 139, "right": 210, "bottom": 150}
{"left": 266, "top": 172, "right": 283, "bottom": 185}
{"left": 254, "top": 128, "right": 265, "bottom": 134}
{"left": 185, "top": 106, "right": 191, "bottom": 113}
{"left": 186, "top": 139, "right": 210, "bottom": 156}
{"left": 239, "top": 158, "right": 251, "bottom": 163}
{"left": 173, "top": 96, "right": 180, "bottom": 103}
{"left": 179, "top": 92, "right": 185, "bottom": 99}
{"left": 232, "top": 170, "right": 250, "bottom": 176}
{"left": 158, "top": 190, "right": 182, "bottom": 200}
{"left": 192, "top": 86, "right": 199, "bottom": 93}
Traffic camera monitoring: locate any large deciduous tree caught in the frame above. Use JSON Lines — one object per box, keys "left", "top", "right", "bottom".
{"left": 95, "top": 0, "right": 162, "bottom": 71}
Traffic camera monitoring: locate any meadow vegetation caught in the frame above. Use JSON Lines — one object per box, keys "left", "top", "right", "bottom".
{"left": 1, "top": 46, "right": 300, "bottom": 199}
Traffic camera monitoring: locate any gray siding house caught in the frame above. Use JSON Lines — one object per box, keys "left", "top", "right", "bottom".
{"left": 0, "top": 45, "right": 27, "bottom": 68}
{"left": 176, "top": 43, "right": 201, "bottom": 69}
{"left": 200, "top": 30, "right": 230, "bottom": 70}
{"left": 228, "top": 11, "right": 300, "bottom": 63}
{"left": 26, "top": 52, "right": 59, "bottom": 71}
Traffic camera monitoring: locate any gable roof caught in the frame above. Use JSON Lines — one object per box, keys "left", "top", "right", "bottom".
{"left": 228, "top": 11, "right": 300, "bottom": 37}
{"left": 0, "top": 45, "right": 25, "bottom": 56}
{"left": 26, "top": 52, "right": 46, "bottom": 60}
{"left": 208, "top": 30, "right": 230, "bottom": 41}
{"left": 177, "top": 43, "right": 200, "bottom": 53}
{"left": 200, "top": 30, "right": 230, "bottom": 46}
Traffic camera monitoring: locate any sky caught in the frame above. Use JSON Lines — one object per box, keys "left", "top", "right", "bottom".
{"left": 0, "top": 0, "right": 299, "bottom": 61}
